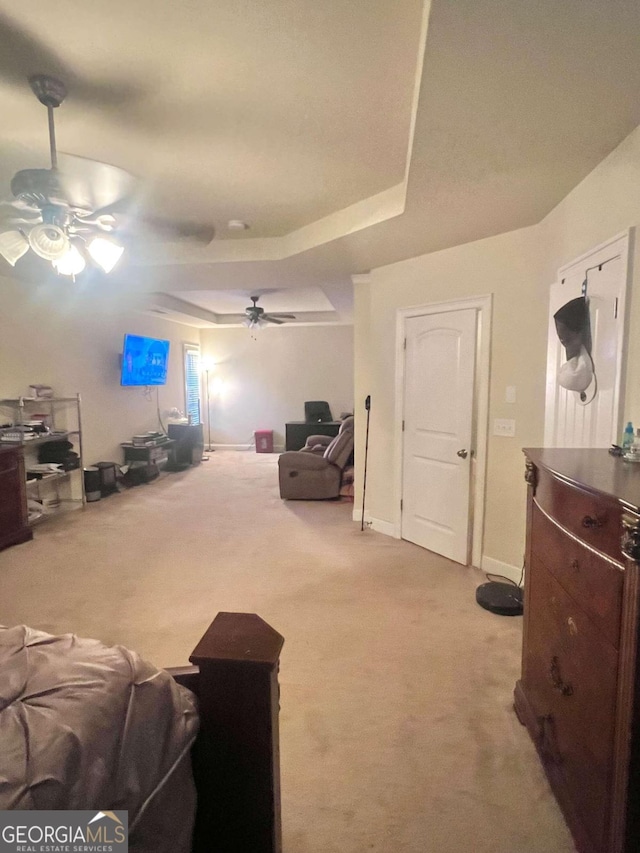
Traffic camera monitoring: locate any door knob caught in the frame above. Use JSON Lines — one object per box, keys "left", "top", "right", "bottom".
{"left": 457, "top": 449, "right": 468, "bottom": 459}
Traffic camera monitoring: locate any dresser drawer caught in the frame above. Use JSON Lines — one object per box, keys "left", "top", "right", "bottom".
{"left": 530, "top": 503, "right": 623, "bottom": 649}
{"left": 534, "top": 465, "right": 623, "bottom": 563}
{"left": 523, "top": 559, "right": 618, "bottom": 852}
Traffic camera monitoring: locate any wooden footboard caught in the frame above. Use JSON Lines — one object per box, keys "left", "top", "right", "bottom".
{"left": 168, "top": 612, "right": 284, "bottom": 853}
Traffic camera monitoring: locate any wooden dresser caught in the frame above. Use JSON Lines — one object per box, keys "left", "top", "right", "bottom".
{"left": 515, "top": 448, "right": 640, "bottom": 853}
{"left": 0, "top": 445, "right": 33, "bottom": 551}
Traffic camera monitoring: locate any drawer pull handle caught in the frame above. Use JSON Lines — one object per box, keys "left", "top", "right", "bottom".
{"left": 582, "top": 515, "right": 603, "bottom": 530}
{"left": 570, "top": 559, "right": 579, "bottom": 571}
{"left": 550, "top": 656, "right": 573, "bottom": 696}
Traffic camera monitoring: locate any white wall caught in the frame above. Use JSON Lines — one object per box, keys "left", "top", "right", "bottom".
{"left": 539, "top": 126, "right": 640, "bottom": 427}
{"left": 356, "top": 122, "right": 640, "bottom": 571}
{"left": 0, "top": 274, "right": 200, "bottom": 463}
{"left": 199, "top": 325, "right": 354, "bottom": 448}
{"left": 355, "top": 227, "right": 542, "bottom": 570}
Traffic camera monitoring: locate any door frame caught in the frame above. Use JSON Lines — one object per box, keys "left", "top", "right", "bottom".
{"left": 393, "top": 294, "right": 492, "bottom": 567}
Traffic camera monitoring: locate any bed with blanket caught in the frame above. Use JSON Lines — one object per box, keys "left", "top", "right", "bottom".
{"left": 0, "top": 612, "right": 284, "bottom": 853}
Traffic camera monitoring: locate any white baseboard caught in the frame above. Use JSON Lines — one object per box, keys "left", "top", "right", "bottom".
{"left": 351, "top": 508, "right": 398, "bottom": 538}
{"left": 480, "top": 555, "right": 523, "bottom": 585}
{"left": 350, "top": 513, "right": 522, "bottom": 578}
{"left": 208, "top": 444, "right": 284, "bottom": 452}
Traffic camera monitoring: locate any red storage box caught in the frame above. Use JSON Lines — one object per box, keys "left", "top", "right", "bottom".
{"left": 254, "top": 429, "right": 274, "bottom": 453}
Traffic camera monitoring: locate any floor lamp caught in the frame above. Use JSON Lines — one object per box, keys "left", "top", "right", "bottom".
{"left": 205, "top": 367, "right": 214, "bottom": 453}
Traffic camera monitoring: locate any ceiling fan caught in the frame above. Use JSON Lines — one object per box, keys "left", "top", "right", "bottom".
{"left": 0, "top": 74, "right": 214, "bottom": 276}
{"left": 243, "top": 295, "right": 296, "bottom": 328}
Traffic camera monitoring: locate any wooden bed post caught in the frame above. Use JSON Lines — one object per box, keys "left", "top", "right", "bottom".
{"left": 186, "top": 612, "right": 284, "bottom": 853}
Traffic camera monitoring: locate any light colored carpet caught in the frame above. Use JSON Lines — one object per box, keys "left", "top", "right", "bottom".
{"left": 0, "top": 451, "right": 576, "bottom": 852}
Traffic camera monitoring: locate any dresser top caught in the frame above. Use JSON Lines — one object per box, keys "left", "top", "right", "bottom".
{"left": 524, "top": 448, "right": 640, "bottom": 512}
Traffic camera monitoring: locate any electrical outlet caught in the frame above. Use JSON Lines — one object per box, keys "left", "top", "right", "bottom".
{"left": 493, "top": 418, "right": 516, "bottom": 437}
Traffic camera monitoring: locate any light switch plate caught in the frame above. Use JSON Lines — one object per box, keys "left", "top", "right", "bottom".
{"left": 493, "top": 418, "right": 516, "bottom": 437}
{"left": 505, "top": 386, "right": 516, "bottom": 403}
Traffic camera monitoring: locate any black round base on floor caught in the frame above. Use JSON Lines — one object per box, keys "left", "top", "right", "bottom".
{"left": 476, "top": 581, "right": 523, "bottom": 616}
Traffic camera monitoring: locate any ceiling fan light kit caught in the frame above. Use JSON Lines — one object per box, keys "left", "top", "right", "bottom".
{"left": 0, "top": 74, "right": 126, "bottom": 278}
{"left": 28, "top": 222, "right": 69, "bottom": 260}
{"left": 53, "top": 243, "right": 86, "bottom": 276}
{"left": 87, "top": 236, "right": 124, "bottom": 273}
{"left": 0, "top": 230, "right": 30, "bottom": 266}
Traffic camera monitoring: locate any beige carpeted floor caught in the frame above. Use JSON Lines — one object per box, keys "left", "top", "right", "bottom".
{"left": 0, "top": 451, "right": 576, "bottom": 852}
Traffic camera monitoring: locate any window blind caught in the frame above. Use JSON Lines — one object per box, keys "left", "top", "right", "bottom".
{"left": 184, "top": 347, "right": 201, "bottom": 425}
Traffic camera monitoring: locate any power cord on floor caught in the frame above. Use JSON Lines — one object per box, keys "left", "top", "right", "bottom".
{"left": 485, "top": 562, "right": 525, "bottom": 589}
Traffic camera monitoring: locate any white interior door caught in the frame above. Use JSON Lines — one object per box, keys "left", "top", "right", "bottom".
{"left": 401, "top": 309, "right": 477, "bottom": 564}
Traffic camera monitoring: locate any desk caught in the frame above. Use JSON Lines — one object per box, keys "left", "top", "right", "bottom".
{"left": 285, "top": 421, "right": 341, "bottom": 451}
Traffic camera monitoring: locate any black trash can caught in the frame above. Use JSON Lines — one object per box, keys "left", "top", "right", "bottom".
{"left": 83, "top": 467, "right": 102, "bottom": 502}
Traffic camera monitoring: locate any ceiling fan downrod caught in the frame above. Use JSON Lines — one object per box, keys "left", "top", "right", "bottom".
{"left": 29, "top": 75, "right": 67, "bottom": 171}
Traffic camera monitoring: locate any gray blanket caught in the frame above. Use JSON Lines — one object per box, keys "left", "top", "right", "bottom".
{"left": 0, "top": 625, "right": 199, "bottom": 852}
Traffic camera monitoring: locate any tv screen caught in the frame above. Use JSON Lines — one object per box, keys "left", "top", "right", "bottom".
{"left": 120, "top": 334, "right": 170, "bottom": 386}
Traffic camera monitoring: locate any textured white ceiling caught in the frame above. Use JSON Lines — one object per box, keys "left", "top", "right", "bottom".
{"left": 1, "top": 0, "right": 640, "bottom": 325}
{"left": 177, "top": 287, "right": 335, "bottom": 315}
{"left": 0, "top": 0, "right": 422, "bottom": 236}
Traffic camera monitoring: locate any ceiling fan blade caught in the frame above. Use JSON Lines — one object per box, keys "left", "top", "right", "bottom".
{"left": 0, "top": 12, "right": 69, "bottom": 91}
{"left": 0, "top": 200, "right": 40, "bottom": 218}
{"left": 266, "top": 313, "right": 296, "bottom": 320}
{"left": 131, "top": 215, "right": 215, "bottom": 244}
{"left": 56, "top": 154, "right": 137, "bottom": 213}
{"left": 263, "top": 316, "right": 284, "bottom": 325}
{"left": 89, "top": 202, "right": 214, "bottom": 245}
{"left": 0, "top": 12, "right": 142, "bottom": 109}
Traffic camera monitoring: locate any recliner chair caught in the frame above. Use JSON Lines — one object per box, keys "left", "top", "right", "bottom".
{"left": 278, "top": 416, "right": 354, "bottom": 500}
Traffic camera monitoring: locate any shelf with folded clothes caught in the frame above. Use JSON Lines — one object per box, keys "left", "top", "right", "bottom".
{"left": 0, "top": 429, "right": 78, "bottom": 445}
{"left": 0, "top": 394, "right": 85, "bottom": 523}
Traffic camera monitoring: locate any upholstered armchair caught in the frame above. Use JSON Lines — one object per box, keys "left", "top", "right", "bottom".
{"left": 278, "top": 416, "right": 354, "bottom": 500}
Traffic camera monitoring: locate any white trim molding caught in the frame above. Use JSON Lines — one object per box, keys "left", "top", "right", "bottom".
{"left": 480, "top": 555, "right": 523, "bottom": 586}
{"left": 352, "top": 508, "right": 398, "bottom": 537}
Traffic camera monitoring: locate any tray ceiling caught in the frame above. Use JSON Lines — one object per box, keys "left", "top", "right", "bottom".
{"left": 1, "top": 0, "right": 640, "bottom": 326}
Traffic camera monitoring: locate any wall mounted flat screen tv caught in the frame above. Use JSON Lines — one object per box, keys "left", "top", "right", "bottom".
{"left": 120, "top": 334, "right": 170, "bottom": 386}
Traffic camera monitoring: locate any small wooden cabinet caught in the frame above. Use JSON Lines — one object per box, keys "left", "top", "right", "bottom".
{"left": 0, "top": 445, "right": 33, "bottom": 551}
{"left": 515, "top": 449, "right": 640, "bottom": 853}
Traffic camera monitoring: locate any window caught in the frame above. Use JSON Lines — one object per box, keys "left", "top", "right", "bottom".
{"left": 183, "top": 345, "right": 201, "bottom": 424}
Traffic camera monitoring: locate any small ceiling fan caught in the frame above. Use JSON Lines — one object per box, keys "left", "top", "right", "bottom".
{"left": 0, "top": 74, "right": 214, "bottom": 276}
{"left": 243, "top": 295, "right": 296, "bottom": 328}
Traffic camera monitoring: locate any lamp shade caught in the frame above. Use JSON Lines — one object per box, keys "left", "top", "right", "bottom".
{"left": 87, "top": 236, "right": 124, "bottom": 273}
{"left": 28, "top": 223, "right": 69, "bottom": 260}
{"left": 0, "top": 230, "right": 29, "bottom": 266}
{"left": 53, "top": 243, "right": 86, "bottom": 276}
